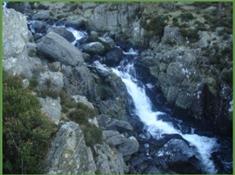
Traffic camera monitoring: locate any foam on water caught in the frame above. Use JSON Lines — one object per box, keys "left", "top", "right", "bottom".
{"left": 112, "top": 62, "right": 218, "bottom": 173}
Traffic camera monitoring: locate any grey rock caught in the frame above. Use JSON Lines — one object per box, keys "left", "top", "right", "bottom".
{"left": 38, "top": 97, "right": 62, "bottom": 125}
{"left": 117, "top": 136, "right": 139, "bottom": 156}
{"left": 38, "top": 70, "right": 64, "bottom": 92}
{"left": 94, "top": 143, "right": 127, "bottom": 173}
{"left": 46, "top": 122, "right": 96, "bottom": 174}
{"left": 104, "top": 47, "right": 123, "bottom": 66}
{"left": 97, "top": 114, "right": 133, "bottom": 132}
{"left": 103, "top": 130, "right": 126, "bottom": 146}
{"left": 48, "top": 27, "right": 76, "bottom": 42}
{"left": 37, "top": 32, "right": 84, "bottom": 66}
{"left": 155, "top": 138, "right": 200, "bottom": 171}
{"left": 175, "top": 91, "right": 193, "bottom": 110}
{"left": 72, "top": 95, "right": 95, "bottom": 110}
{"left": 98, "top": 35, "right": 115, "bottom": 49}
{"left": 162, "top": 25, "right": 184, "bottom": 45}
{"left": 82, "top": 42, "right": 105, "bottom": 54}
{"left": 167, "top": 62, "right": 185, "bottom": 83}
{"left": 103, "top": 130, "right": 139, "bottom": 156}
{"left": 3, "top": 8, "right": 44, "bottom": 78}
{"left": 32, "top": 10, "right": 51, "bottom": 20}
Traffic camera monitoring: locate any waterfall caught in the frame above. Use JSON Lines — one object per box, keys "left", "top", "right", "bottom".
{"left": 112, "top": 58, "right": 219, "bottom": 173}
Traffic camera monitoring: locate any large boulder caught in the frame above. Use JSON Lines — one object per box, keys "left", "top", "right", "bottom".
{"left": 37, "top": 32, "right": 84, "bottom": 66}
{"left": 46, "top": 122, "right": 97, "bottom": 174}
{"left": 3, "top": 8, "right": 42, "bottom": 78}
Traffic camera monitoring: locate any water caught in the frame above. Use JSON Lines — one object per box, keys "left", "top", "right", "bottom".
{"left": 112, "top": 61, "right": 219, "bottom": 173}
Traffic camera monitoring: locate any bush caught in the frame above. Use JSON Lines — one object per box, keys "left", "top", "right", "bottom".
{"left": 68, "top": 102, "right": 97, "bottom": 125}
{"left": 3, "top": 73, "right": 56, "bottom": 174}
{"left": 82, "top": 123, "right": 102, "bottom": 147}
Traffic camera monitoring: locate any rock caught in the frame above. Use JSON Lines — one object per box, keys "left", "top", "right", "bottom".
{"left": 162, "top": 25, "right": 184, "bottom": 45}
{"left": 166, "top": 62, "right": 185, "bottom": 83}
{"left": 103, "top": 130, "right": 126, "bottom": 146}
{"left": 97, "top": 114, "right": 133, "bottom": 132}
{"left": 103, "top": 130, "right": 139, "bottom": 156}
{"left": 118, "top": 136, "right": 139, "bottom": 156}
{"left": 94, "top": 143, "right": 127, "bottom": 173}
{"left": 64, "top": 17, "right": 88, "bottom": 30}
{"left": 46, "top": 122, "right": 96, "bottom": 174}
{"left": 3, "top": 8, "right": 43, "bottom": 78}
{"left": 82, "top": 42, "right": 105, "bottom": 54}
{"left": 89, "top": 31, "right": 99, "bottom": 41}
{"left": 103, "top": 47, "right": 123, "bottom": 66}
{"left": 72, "top": 95, "right": 95, "bottom": 110}
{"left": 29, "top": 20, "right": 48, "bottom": 34}
{"left": 32, "top": 10, "right": 51, "bottom": 20}
{"left": 155, "top": 138, "right": 201, "bottom": 173}
{"left": 48, "top": 27, "right": 76, "bottom": 42}
{"left": 3, "top": 8, "right": 29, "bottom": 58}
{"left": 98, "top": 35, "right": 115, "bottom": 49}
{"left": 37, "top": 32, "right": 84, "bottom": 66}
{"left": 38, "top": 97, "right": 62, "bottom": 125}
{"left": 175, "top": 91, "right": 193, "bottom": 110}
{"left": 38, "top": 70, "right": 64, "bottom": 93}
{"left": 62, "top": 64, "right": 98, "bottom": 100}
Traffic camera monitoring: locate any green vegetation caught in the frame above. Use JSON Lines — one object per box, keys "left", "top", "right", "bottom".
{"left": 67, "top": 102, "right": 101, "bottom": 146}
{"left": 180, "top": 28, "right": 199, "bottom": 42}
{"left": 179, "top": 12, "right": 194, "bottom": 22}
{"left": 3, "top": 73, "right": 56, "bottom": 174}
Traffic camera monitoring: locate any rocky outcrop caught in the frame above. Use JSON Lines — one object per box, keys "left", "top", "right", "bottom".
{"left": 135, "top": 6, "right": 232, "bottom": 135}
{"left": 37, "top": 32, "right": 84, "bottom": 66}
{"left": 46, "top": 122, "right": 97, "bottom": 174}
{"left": 3, "top": 8, "right": 42, "bottom": 78}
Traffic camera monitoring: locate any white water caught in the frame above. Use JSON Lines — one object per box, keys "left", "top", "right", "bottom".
{"left": 52, "top": 24, "right": 87, "bottom": 45}
{"left": 112, "top": 62, "right": 218, "bottom": 173}
{"left": 66, "top": 27, "right": 87, "bottom": 45}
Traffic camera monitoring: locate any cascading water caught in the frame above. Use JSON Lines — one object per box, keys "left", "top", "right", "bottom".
{"left": 112, "top": 52, "right": 219, "bottom": 173}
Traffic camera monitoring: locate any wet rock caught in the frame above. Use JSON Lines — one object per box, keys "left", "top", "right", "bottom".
{"left": 46, "top": 121, "right": 96, "bottom": 174}
{"left": 48, "top": 27, "right": 75, "bottom": 42}
{"left": 37, "top": 32, "right": 84, "bottom": 66}
{"left": 154, "top": 138, "right": 201, "bottom": 173}
{"left": 29, "top": 20, "right": 48, "bottom": 34}
{"left": 103, "top": 47, "right": 123, "bottom": 66}
{"left": 98, "top": 35, "right": 115, "bottom": 49}
{"left": 38, "top": 97, "right": 62, "bottom": 125}
{"left": 82, "top": 42, "right": 105, "bottom": 54}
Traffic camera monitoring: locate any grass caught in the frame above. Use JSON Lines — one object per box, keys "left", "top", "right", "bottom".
{"left": 3, "top": 73, "right": 56, "bottom": 174}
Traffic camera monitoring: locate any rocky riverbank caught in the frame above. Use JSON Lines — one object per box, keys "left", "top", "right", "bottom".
{"left": 3, "top": 2, "right": 232, "bottom": 174}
